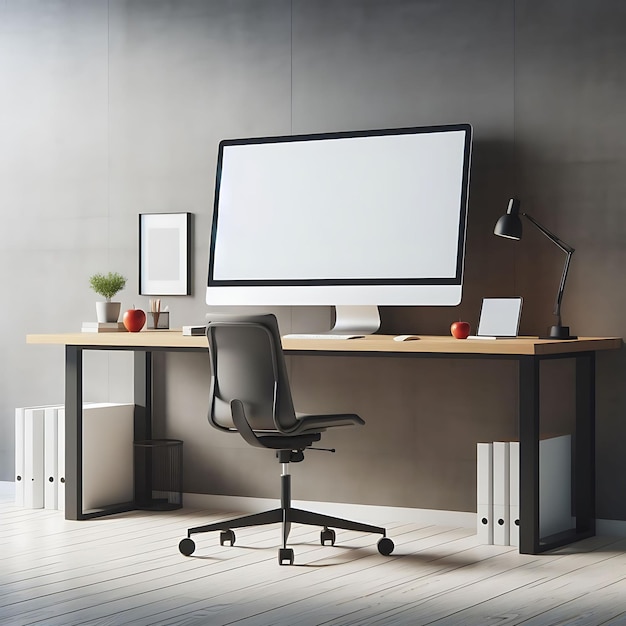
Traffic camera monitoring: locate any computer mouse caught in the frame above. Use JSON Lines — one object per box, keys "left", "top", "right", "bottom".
{"left": 393, "top": 335, "right": 420, "bottom": 341}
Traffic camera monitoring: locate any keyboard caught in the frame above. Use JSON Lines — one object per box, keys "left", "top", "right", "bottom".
{"left": 282, "top": 333, "right": 365, "bottom": 340}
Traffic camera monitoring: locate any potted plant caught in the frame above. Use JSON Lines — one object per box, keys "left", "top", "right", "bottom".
{"left": 89, "top": 272, "right": 128, "bottom": 323}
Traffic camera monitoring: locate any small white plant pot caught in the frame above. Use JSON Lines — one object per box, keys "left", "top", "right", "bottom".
{"left": 96, "top": 301, "right": 121, "bottom": 323}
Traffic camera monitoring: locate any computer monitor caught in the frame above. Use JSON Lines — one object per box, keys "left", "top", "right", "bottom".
{"left": 206, "top": 123, "right": 472, "bottom": 335}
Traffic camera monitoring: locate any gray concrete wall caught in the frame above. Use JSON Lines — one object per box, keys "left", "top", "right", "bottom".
{"left": 1, "top": 0, "right": 625, "bottom": 520}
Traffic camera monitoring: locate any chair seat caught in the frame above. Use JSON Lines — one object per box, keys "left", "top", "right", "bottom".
{"left": 256, "top": 432, "right": 322, "bottom": 449}
{"left": 255, "top": 413, "right": 363, "bottom": 448}
{"left": 294, "top": 412, "right": 365, "bottom": 433}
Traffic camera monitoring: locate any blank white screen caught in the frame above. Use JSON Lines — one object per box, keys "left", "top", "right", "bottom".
{"left": 477, "top": 298, "right": 523, "bottom": 336}
{"left": 212, "top": 129, "right": 468, "bottom": 282}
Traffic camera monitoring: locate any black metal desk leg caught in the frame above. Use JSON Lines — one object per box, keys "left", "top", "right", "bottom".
{"left": 133, "top": 351, "right": 153, "bottom": 506}
{"left": 133, "top": 350, "right": 153, "bottom": 442}
{"left": 575, "top": 352, "right": 596, "bottom": 536}
{"left": 519, "top": 355, "right": 540, "bottom": 554}
{"left": 65, "top": 345, "right": 83, "bottom": 521}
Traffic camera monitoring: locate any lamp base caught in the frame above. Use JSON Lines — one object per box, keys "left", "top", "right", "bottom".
{"left": 539, "top": 325, "right": 577, "bottom": 340}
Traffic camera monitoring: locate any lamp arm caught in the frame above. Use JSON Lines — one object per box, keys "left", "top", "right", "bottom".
{"left": 522, "top": 213, "right": 575, "bottom": 255}
{"left": 522, "top": 212, "right": 575, "bottom": 320}
{"left": 553, "top": 249, "right": 573, "bottom": 321}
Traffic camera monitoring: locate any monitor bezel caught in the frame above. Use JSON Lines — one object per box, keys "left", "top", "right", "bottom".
{"left": 207, "top": 123, "right": 472, "bottom": 306}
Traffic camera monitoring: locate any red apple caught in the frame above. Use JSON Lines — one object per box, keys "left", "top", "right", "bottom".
{"left": 450, "top": 320, "right": 470, "bottom": 339}
{"left": 123, "top": 308, "right": 146, "bottom": 333}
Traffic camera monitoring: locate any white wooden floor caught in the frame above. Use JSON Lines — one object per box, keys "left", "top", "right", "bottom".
{"left": 2, "top": 490, "right": 626, "bottom": 625}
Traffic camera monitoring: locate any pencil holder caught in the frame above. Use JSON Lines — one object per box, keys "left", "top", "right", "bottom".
{"left": 147, "top": 311, "right": 169, "bottom": 329}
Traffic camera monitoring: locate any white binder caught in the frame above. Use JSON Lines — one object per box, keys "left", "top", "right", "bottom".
{"left": 81, "top": 403, "right": 134, "bottom": 511}
{"left": 44, "top": 406, "right": 59, "bottom": 510}
{"left": 57, "top": 408, "right": 66, "bottom": 511}
{"left": 540, "top": 434, "right": 573, "bottom": 537}
{"left": 509, "top": 441, "right": 520, "bottom": 547}
{"left": 493, "top": 441, "right": 510, "bottom": 546}
{"left": 507, "top": 434, "right": 573, "bottom": 546}
{"left": 24, "top": 408, "right": 45, "bottom": 509}
{"left": 15, "top": 408, "right": 26, "bottom": 507}
{"left": 16, "top": 405, "right": 53, "bottom": 507}
{"left": 476, "top": 442, "right": 493, "bottom": 545}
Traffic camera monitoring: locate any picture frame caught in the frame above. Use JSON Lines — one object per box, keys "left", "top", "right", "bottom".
{"left": 139, "top": 212, "right": 191, "bottom": 296}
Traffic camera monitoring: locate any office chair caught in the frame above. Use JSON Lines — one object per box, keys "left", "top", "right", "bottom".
{"left": 178, "top": 313, "right": 394, "bottom": 565}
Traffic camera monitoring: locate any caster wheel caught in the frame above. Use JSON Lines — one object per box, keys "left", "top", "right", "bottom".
{"left": 220, "top": 529, "right": 236, "bottom": 546}
{"left": 321, "top": 527, "right": 336, "bottom": 546}
{"left": 278, "top": 548, "right": 294, "bottom": 565}
{"left": 179, "top": 537, "right": 196, "bottom": 556}
{"left": 377, "top": 537, "right": 394, "bottom": 556}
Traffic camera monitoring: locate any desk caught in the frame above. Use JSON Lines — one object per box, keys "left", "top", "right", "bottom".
{"left": 27, "top": 331, "right": 622, "bottom": 554}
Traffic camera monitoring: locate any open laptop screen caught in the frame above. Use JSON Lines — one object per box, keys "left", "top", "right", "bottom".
{"left": 474, "top": 297, "right": 523, "bottom": 338}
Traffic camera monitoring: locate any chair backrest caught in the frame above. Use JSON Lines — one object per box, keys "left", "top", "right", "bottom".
{"left": 205, "top": 313, "right": 298, "bottom": 433}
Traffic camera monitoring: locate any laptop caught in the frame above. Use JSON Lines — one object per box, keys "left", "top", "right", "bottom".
{"left": 469, "top": 297, "right": 523, "bottom": 340}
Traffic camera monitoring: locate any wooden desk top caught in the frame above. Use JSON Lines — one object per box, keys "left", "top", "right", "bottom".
{"left": 26, "top": 330, "right": 623, "bottom": 356}
{"left": 283, "top": 334, "right": 622, "bottom": 356}
{"left": 27, "top": 330, "right": 209, "bottom": 349}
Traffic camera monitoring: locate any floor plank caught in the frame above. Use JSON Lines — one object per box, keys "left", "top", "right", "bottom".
{"left": 2, "top": 495, "right": 626, "bottom": 626}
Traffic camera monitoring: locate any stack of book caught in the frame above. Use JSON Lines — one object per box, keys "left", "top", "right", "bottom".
{"left": 81, "top": 322, "right": 127, "bottom": 333}
{"left": 477, "top": 434, "right": 573, "bottom": 546}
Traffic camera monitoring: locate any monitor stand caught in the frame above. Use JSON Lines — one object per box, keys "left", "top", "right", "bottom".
{"left": 331, "top": 305, "right": 380, "bottom": 335}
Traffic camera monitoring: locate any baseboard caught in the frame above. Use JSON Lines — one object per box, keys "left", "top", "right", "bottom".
{"left": 596, "top": 518, "right": 626, "bottom": 538}
{"left": 5, "top": 480, "right": 626, "bottom": 538}
{"left": 183, "top": 492, "right": 477, "bottom": 529}
{"left": 183, "top": 492, "right": 626, "bottom": 537}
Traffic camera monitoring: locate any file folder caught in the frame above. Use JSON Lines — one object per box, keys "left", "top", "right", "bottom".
{"left": 14, "top": 408, "right": 26, "bottom": 507}
{"left": 57, "top": 408, "right": 65, "bottom": 511}
{"left": 493, "top": 441, "right": 510, "bottom": 545}
{"left": 509, "top": 441, "right": 520, "bottom": 547}
{"left": 81, "top": 403, "right": 134, "bottom": 510}
{"left": 16, "top": 405, "right": 54, "bottom": 507}
{"left": 24, "top": 408, "right": 45, "bottom": 509}
{"left": 507, "top": 434, "right": 573, "bottom": 545}
{"left": 539, "top": 434, "right": 573, "bottom": 537}
{"left": 476, "top": 442, "right": 493, "bottom": 545}
{"left": 44, "top": 406, "right": 59, "bottom": 510}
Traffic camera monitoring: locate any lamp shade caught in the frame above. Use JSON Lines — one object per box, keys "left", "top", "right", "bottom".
{"left": 494, "top": 198, "right": 522, "bottom": 240}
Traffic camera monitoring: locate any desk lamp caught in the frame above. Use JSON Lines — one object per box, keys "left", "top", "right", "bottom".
{"left": 494, "top": 198, "right": 577, "bottom": 340}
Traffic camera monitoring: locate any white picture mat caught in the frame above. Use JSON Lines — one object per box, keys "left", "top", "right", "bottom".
{"left": 212, "top": 130, "right": 468, "bottom": 281}
{"left": 477, "top": 298, "right": 523, "bottom": 337}
{"left": 140, "top": 213, "right": 190, "bottom": 295}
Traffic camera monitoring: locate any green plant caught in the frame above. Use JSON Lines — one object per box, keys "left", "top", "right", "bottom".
{"left": 89, "top": 272, "right": 127, "bottom": 301}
